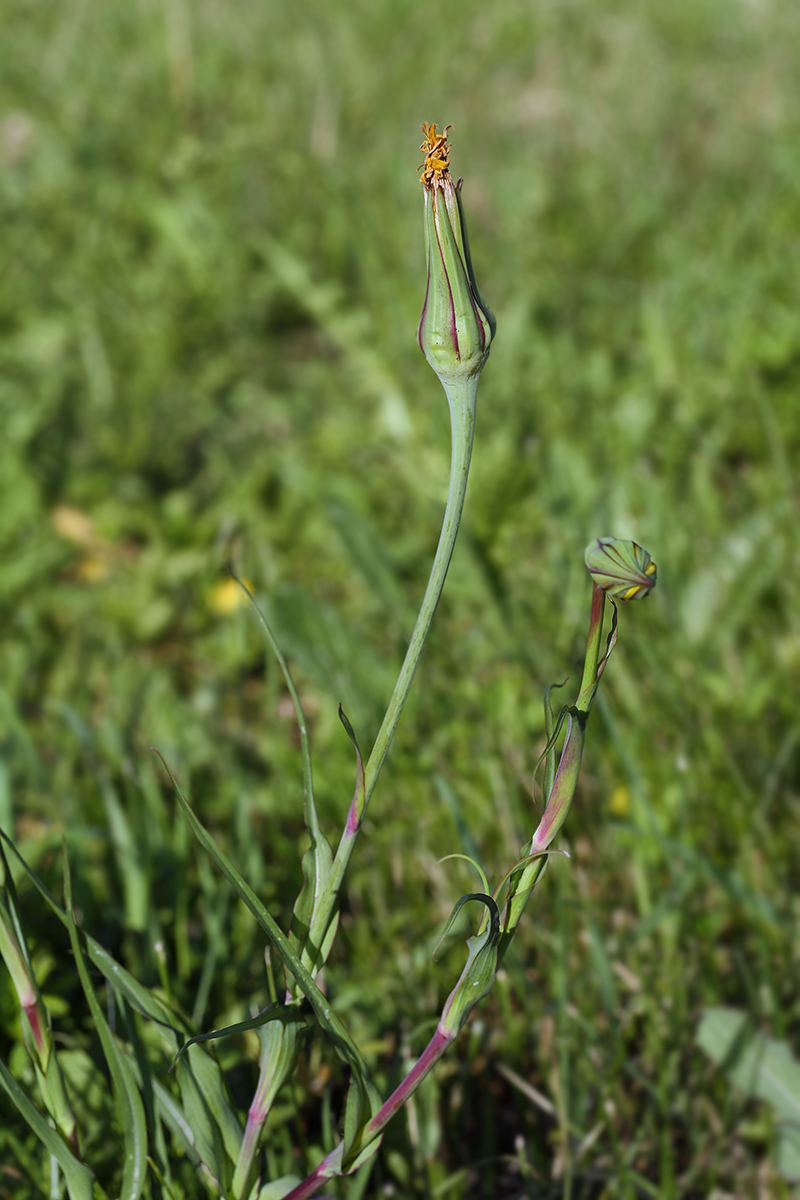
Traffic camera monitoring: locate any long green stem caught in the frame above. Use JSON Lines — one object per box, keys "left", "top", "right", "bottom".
{"left": 327, "top": 375, "right": 477, "bottom": 893}
{"left": 365, "top": 380, "right": 476, "bottom": 800}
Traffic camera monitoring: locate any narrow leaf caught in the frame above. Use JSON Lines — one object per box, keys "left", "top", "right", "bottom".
{"left": 63, "top": 844, "right": 149, "bottom": 1200}
{"left": 1, "top": 830, "right": 184, "bottom": 1046}
{"left": 438, "top": 895, "right": 501, "bottom": 1038}
{"left": 1, "top": 830, "right": 244, "bottom": 1187}
{"left": 172, "top": 1043, "right": 240, "bottom": 1187}
{"left": 229, "top": 575, "right": 340, "bottom": 984}
{"left": 229, "top": 572, "right": 318, "bottom": 840}
{"left": 438, "top": 853, "right": 489, "bottom": 897}
{"left": 542, "top": 680, "right": 568, "bottom": 800}
{"left": 434, "top": 892, "right": 499, "bottom": 962}
{"left": 0, "top": 1058, "right": 94, "bottom": 1200}
{"left": 157, "top": 758, "right": 377, "bottom": 1101}
{"left": 171, "top": 1002, "right": 307, "bottom": 1068}
{"left": 339, "top": 706, "right": 366, "bottom": 835}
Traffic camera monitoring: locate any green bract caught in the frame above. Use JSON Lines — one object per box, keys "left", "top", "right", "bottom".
{"left": 417, "top": 126, "right": 495, "bottom": 386}
{"left": 584, "top": 536, "right": 657, "bottom": 600}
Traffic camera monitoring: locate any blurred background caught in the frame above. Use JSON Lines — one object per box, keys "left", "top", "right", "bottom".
{"left": 2, "top": 0, "right": 800, "bottom": 1195}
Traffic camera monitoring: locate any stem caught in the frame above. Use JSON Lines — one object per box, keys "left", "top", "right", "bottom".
{"left": 281, "top": 375, "right": 483, "bottom": 1200}
{"left": 361, "top": 1025, "right": 452, "bottom": 1141}
{"left": 327, "top": 375, "right": 477, "bottom": 896}
{"left": 231, "top": 1108, "right": 263, "bottom": 1199}
{"left": 495, "top": 584, "right": 607, "bottom": 960}
{"left": 281, "top": 1026, "right": 454, "bottom": 1200}
{"left": 365, "top": 379, "right": 476, "bottom": 802}
{"left": 575, "top": 583, "right": 605, "bottom": 713}
{"left": 231, "top": 1013, "right": 308, "bottom": 1199}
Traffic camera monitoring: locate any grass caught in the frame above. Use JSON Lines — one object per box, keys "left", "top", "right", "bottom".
{"left": 2, "top": 0, "right": 800, "bottom": 1195}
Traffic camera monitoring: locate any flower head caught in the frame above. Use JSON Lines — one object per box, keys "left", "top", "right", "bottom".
{"left": 417, "top": 123, "right": 495, "bottom": 387}
{"left": 418, "top": 121, "right": 453, "bottom": 187}
{"left": 584, "top": 537, "right": 657, "bottom": 601}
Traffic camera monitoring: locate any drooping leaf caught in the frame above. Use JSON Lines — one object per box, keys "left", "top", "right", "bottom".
{"left": 438, "top": 895, "right": 501, "bottom": 1038}
{"left": 170, "top": 1002, "right": 308, "bottom": 1068}
{"left": 434, "top": 892, "right": 499, "bottom": 963}
{"left": 438, "top": 852, "right": 489, "bottom": 897}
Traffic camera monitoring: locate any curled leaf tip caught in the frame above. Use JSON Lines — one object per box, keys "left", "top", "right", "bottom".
{"left": 584, "top": 537, "right": 657, "bottom": 601}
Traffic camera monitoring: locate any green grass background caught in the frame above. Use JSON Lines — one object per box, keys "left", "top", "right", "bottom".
{"left": 2, "top": 0, "right": 800, "bottom": 1195}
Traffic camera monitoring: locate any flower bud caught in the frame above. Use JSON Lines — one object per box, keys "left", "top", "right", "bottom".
{"left": 417, "top": 123, "right": 495, "bottom": 387}
{"left": 584, "top": 537, "right": 657, "bottom": 600}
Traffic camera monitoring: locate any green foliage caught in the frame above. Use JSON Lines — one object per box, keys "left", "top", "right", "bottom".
{"left": 697, "top": 1008, "right": 800, "bottom": 1193}
{"left": 2, "top": 0, "right": 800, "bottom": 1195}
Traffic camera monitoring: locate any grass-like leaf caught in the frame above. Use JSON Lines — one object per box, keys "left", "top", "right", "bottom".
{"left": 230, "top": 574, "right": 342, "bottom": 985}
{"left": 63, "top": 842, "right": 149, "bottom": 1200}
{"left": 0, "top": 1058, "right": 94, "bottom": 1200}
{"left": 1, "top": 830, "right": 183, "bottom": 1044}
{"left": 170, "top": 1002, "right": 307, "bottom": 1068}
{"left": 157, "top": 754, "right": 382, "bottom": 1149}
{"left": 1, "top": 830, "right": 249, "bottom": 1188}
